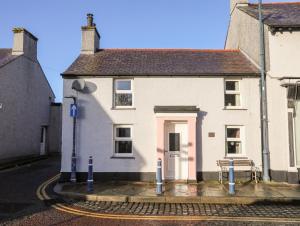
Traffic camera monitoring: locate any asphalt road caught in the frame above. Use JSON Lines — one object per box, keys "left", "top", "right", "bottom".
{"left": 0, "top": 156, "right": 299, "bottom": 226}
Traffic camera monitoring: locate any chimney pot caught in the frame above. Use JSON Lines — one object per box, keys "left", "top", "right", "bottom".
{"left": 81, "top": 14, "right": 100, "bottom": 54}
{"left": 87, "top": 13, "right": 94, "bottom": 27}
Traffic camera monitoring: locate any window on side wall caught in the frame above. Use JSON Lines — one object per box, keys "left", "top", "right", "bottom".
{"left": 114, "top": 79, "right": 133, "bottom": 108}
{"left": 224, "top": 80, "right": 241, "bottom": 108}
{"left": 225, "top": 126, "right": 244, "bottom": 156}
{"left": 114, "top": 125, "right": 133, "bottom": 156}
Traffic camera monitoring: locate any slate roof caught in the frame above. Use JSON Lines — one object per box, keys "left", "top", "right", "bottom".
{"left": 238, "top": 2, "right": 300, "bottom": 27}
{"left": 62, "top": 49, "right": 259, "bottom": 77}
{"left": 0, "top": 49, "right": 18, "bottom": 69}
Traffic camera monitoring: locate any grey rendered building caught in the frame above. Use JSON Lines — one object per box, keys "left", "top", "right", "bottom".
{"left": 0, "top": 28, "right": 61, "bottom": 162}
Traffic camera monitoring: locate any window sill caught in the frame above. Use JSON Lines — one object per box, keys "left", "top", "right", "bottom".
{"left": 111, "top": 107, "right": 136, "bottom": 110}
{"left": 110, "top": 156, "right": 135, "bottom": 159}
{"left": 224, "top": 156, "right": 248, "bottom": 159}
{"left": 223, "top": 107, "right": 248, "bottom": 111}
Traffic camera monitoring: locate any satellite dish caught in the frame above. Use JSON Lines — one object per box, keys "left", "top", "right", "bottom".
{"left": 72, "top": 79, "right": 86, "bottom": 91}
{"left": 82, "top": 81, "right": 97, "bottom": 94}
{"left": 71, "top": 79, "right": 98, "bottom": 94}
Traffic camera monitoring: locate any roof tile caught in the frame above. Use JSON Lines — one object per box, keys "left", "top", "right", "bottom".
{"left": 238, "top": 2, "right": 300, "bottom": 27}
{"left": 62, "top": 49, "right": 259, "bottom": 76}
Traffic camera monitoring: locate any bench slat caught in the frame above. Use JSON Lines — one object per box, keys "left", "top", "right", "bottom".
{"left": 217, "top": 159, "right": 254, "bottom": 167}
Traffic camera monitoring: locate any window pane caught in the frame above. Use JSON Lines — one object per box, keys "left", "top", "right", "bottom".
{"left": 116, "top": 128, "right": 131, "bottom": 138}
{"left": 115, "top": 93, "right": 132, "bottom": 106}
{"left": 227, "top": 128, "right": 240, "bottom": 138}
{"left": 115, "top": 141, "right": 132, "bottom": 154}
{"left": 116, "top": 80, "right": 131, "bottom": 90}
{"left": 227, "top": 141, "right": 242, "bottom": 154}
{"left": 226, "top": 81, "right": 239, "bottom": 91}
{"left": 169, "top": 133, "right": 180, "bottom": 151}
{"left": 225, "top": 94, "right": 240, "bottom": 106}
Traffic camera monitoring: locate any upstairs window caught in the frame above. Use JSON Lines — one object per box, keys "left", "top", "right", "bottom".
{"left": 114, "top": 79, "right": 133, "bottom": 108}
{"left": 225, "top": 80, "right": 241, "bottom": 108}
{"left": 225, "top": 126, "right": 244, "bottom": 156}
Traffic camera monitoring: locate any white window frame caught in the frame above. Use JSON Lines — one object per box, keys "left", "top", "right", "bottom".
{"left": 113, "top": 125, "right": 133, "bottom": 157}
{"left": 224, "top": 79, "right": 242, "bottom": 109}
{"left": 114, "top": 79, "right": 134, "bottom": 108}
{"left": 225, "top": 125, "right": 245, "bottom": 157}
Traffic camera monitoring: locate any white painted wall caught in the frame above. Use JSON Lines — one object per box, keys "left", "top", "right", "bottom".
{"left": 267, "top": 30, "right": 300, "bottom": 171}
{"left": 61, "top": 77, "right": 262, "bottom": 173}
{"left": 268, "top": 31, "right": 300, "bottom": 78}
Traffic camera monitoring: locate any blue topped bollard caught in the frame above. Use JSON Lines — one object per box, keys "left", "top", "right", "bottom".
{"left": 156, "top": 158, "right": 163, "bottom": 195}
{"left": 229, "top": 159, "right": 235, "bottom": 195}
{"left": 87, "top": 156, "right": 94, "bottom": 192}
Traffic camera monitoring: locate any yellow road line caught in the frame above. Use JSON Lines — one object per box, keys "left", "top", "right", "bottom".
{"left": 36, "top": 174, "right": 60, "bottom": 200}
{"left": 36, "top": 175, "right": 300, "bottom": 223}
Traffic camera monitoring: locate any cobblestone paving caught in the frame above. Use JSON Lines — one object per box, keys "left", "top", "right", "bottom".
{"left": 71, "top": 201, "right": 300, "bottom": 218}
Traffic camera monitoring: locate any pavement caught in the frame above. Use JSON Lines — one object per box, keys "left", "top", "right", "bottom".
{"left": 0, "top": 154, "right": 49, "bottom": 171}
{"left": 55, "top": 180, "right": 300, "bottom": 204}
{"left": 1, "top": 156, "right": 300, "bottom": 225}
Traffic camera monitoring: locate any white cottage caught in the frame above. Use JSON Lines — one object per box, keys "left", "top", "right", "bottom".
{"left": 60, "top": 12, "right": 267, "bottom": 183}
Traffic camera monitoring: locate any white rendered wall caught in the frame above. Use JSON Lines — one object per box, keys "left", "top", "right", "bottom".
{"left": 268, "top": 31, "right": 300, "bottom": 78}
{"left": 61, "top": 77, "right": 262, "bottom": 174}
{"left": 267, "top": 31, "right": 300, "bottom": 171}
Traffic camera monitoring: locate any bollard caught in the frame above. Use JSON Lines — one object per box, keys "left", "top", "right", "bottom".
{"left": 229, "top": 159, "right": 235, "bottom": 195}
{"left": 87, "top": 156, "right": 94, "bottom": 192}
{"left": 156, "top": 158, "right": 163, "bottom": 195}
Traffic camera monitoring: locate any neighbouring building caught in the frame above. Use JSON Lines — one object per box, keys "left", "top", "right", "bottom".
{"left": 226, "top": 0, "right": 300, "bottom": 183}
{"left": 61, "top": 1, "right": 300, "bottom": 184}
{"left": 0, "top": 28, "right": 61, "bottom": 162}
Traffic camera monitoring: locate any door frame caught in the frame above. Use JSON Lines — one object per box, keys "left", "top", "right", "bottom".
{"left": 40, "top": 125, "right": 48, "bottom": 155}
{"left": 156, "top": 114, "right": 197, "bottom": 182}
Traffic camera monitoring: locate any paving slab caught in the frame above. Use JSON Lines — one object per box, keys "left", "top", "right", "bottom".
{"left": 55, "top": 180, "right": 300, "bottom": 204}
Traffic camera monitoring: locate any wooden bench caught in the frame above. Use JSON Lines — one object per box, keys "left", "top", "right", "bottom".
{"left": 216, "top": 159, "right": 259, "bottom": 184}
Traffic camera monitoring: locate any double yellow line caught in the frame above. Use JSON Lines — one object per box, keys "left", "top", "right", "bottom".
{"left": 36, "top": 175, "right": 300, "bottom": 222}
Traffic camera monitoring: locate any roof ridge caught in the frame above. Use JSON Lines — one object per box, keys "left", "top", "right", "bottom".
{"left": 249, "top": 1, "right": 300, "bottom": 6}
{"left": 99, "top": 48, "right": 240, "bottom": 53}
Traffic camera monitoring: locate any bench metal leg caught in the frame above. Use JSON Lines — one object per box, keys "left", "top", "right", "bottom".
{"left": 251, "top": 170, "right": 258, "bottom": 183}
{"left": 255, "top": 170, "right": 258, "bottom": 183}
{"left": 219, "top": 171, "right": 223, "bottom": 184}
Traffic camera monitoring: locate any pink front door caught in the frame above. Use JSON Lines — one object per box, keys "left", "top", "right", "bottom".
{"left": 164, "top": 122, "right": 188, "bottom": 180}
{"left": 156, "top": 116, "right": 197, "bottom": 181}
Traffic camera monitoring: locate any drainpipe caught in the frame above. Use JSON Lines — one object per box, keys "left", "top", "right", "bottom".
{"left": 258, "top": 0, "right": 270, "bottom": 182}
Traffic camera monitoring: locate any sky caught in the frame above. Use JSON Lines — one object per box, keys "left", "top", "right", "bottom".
{"left": 0, "top": 0, "right": 294, "bottom": 101}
